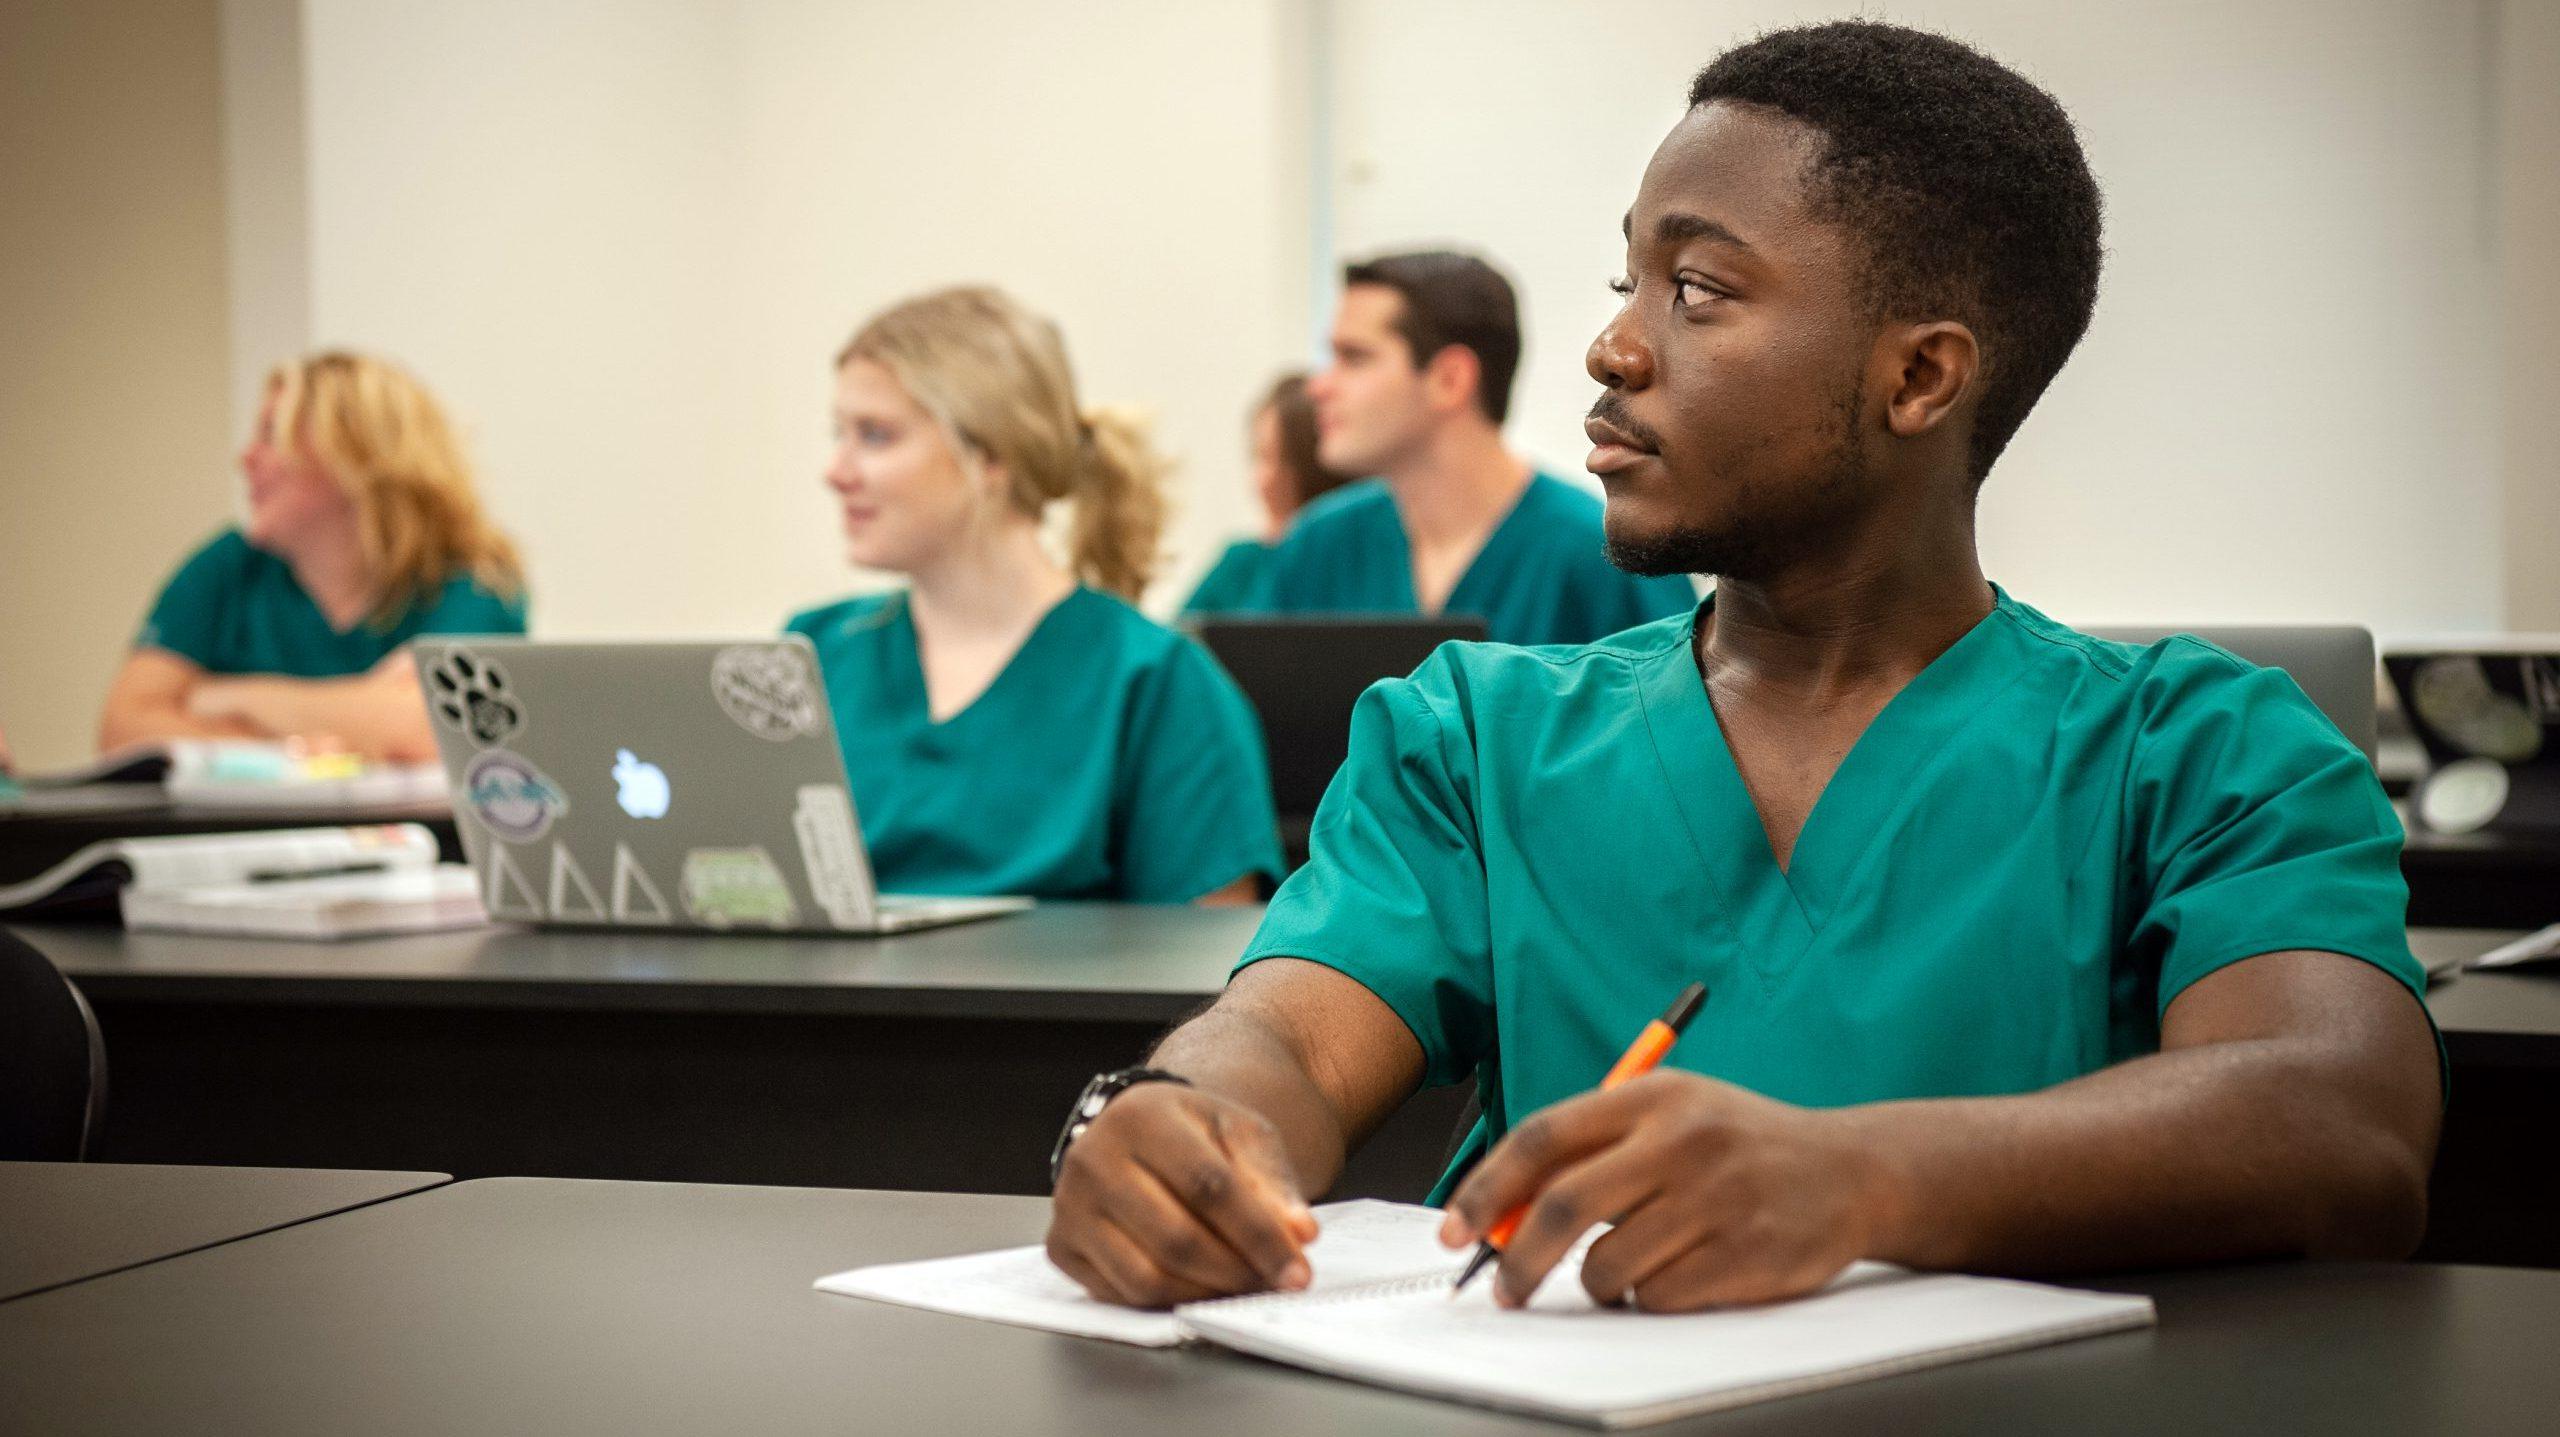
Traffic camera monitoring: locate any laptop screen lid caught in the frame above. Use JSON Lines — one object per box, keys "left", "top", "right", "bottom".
{"left": 411, "top": 637, "right": 884, "bottom": 933}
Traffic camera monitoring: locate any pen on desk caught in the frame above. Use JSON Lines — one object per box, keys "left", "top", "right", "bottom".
{"left": 247, "top": 861, "right": 392, "bottom": 884}
{"left": 1450, "top": 980, "right": 1708, "bottom": 1299}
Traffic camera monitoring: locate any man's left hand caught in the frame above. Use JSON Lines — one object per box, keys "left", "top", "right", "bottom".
{"left": 1437, "top": 1070, "right": 1899, "bottom": 1311}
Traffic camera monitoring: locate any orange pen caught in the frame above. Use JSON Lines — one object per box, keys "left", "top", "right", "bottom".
{"left": 1451, "top": 981, "right": 1708, "bottom": 1297}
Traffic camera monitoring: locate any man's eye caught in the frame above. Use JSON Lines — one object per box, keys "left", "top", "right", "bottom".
{"left": 1676, "top": 277, "right": 1719, "bottom": 306}
{"left": 1607, "top": 275, "right": 1635, "bottom": 298}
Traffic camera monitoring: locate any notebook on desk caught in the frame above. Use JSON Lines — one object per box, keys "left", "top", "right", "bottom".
{"left": 815, "top": 1199, "right": 2155, "bottom": 1428}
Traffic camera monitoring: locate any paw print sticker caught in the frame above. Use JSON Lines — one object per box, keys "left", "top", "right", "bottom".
{"left": 427, "top": 648, "right": 525, "bottom": 748}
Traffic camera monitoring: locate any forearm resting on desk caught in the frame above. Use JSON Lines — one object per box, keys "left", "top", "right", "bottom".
{"left": 188, "top": 658, "right": 438, "bottom": 761}
{"left": 1852, "top": 950, "right": 2442, "bottom": 1274}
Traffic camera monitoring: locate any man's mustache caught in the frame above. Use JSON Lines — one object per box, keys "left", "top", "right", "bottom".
{"left": 1586, "top": 393, "right": 1664, "bottom": 454}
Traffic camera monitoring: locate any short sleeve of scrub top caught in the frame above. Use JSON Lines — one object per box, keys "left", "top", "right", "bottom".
{"left": 1179, "top": 539, "right": 1273, "bottom": 618}
{"left": 135, "top": 531, "right": 249, "bottom": 667}
{"left": 2121, "top": 639, "right": 2426, "bottom": 1013}
{"left": 1236, "top": 648, "right": 1496, "bottom": 1087}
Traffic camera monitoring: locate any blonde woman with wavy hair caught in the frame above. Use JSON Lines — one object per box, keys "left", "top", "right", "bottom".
{"left": 101, "top": 351, "right": 528, "bottom": 760}
{"left": 786, "top": 286, "right": 1279, "bottom": 904}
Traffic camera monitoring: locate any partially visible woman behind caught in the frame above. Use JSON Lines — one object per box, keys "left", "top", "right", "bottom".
{"left": 788, "top": 287, "right": 1281, "bottom": 904}
{"left": 1179, "top": 372, "right": 1351, "bottom": 616}
{"left": 99, "top": 352, "right": 527, "bottom": 761}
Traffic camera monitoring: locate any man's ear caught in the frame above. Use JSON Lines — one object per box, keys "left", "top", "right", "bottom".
{"left": 1421, "top": 344, "right": 1485, "bottom": 419}
{"left": 1880, "top": 321, "right": 1979, "bottom": 439}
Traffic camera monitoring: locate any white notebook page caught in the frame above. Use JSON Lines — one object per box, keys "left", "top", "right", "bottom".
{"left": 813, "top": 1198, "right": 1462, "bottom": 1347}
{"left": 1174, "top": 1257, "right": 2156, "bottom": 1428}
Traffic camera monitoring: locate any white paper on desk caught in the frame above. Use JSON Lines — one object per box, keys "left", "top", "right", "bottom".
{"left": 813, "top": 1198, "right": 1461, "bottom": 1346}
{"left": 2467, "top": 922, "right": 2560, "bottom": 970}
{"left": 1175, "top": 1258, "right": 2157, "bottom": 1429}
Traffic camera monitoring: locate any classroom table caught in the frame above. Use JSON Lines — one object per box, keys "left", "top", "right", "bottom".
{"left": 0, "top": 796, "right": 463, "bottom": 894}
{"left": 12, "top": 918, "right": 2557, "bottom": 1261}
{"left": 10, "top": 906, "right": 1472, "bottom": 1203}
{"left": 0, "top": 1160, "right": 447, "bottom": 1303}
{"left": 0, "top": 1177, "right": 2554, "bottom": 1436}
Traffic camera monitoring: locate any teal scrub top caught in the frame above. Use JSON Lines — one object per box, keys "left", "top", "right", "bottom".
{"left": 137, "top": 529, "right": 527, "bottom": 677}
{"left": 1249, "top": 473, "right": 1696, "bottom": 647}
{"left": 785, "top": 586, "right": 1284, "bottom": 903}
{"left": 1180, "top": 538, "right": 1274, "bottom": 617}
{"left": 1238, "top": 586, "right": 2431, "bottom": 1200}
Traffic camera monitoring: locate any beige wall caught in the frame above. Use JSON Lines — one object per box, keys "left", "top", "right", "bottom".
{"left": 2501, "top": 0, "right": 2560, "bottom": 630}
{"left": 0, "top": 0, "right": 235, "bottom": 770}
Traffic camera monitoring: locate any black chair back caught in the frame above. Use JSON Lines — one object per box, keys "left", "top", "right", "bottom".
{"left": 1192, "top": 615, "right": 1489, "bottom": 868}
{"left": 0, "top": 931, "right": 107, "bottom": 1160}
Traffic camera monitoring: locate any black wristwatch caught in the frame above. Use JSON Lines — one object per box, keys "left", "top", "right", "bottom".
{"left": 1050, "top": 1067, "right": 1192, "bottom": 1188}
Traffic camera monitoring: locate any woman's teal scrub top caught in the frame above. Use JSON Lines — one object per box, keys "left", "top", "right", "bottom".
{"left": 786, "top": 586, "right": 1284, "bottom": 903}
{"left": 137, "top": 529, "right": 527, "bottom": 676}
{"left": 1238, "top": 587, "right": 2432, "bottom": 1199}
{"left": 1249, "top": 473, "right": 1696, "bottom": 647}
{"left": 1181, "top": 539, "right": 1274, "bottom": 618}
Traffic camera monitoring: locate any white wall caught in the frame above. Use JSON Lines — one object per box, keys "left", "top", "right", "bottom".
{"left": 1326, "top": 0, "right": 2507, "bottom": 634}
{"left": 293, "top": 0, "right": 1312, "bottom": 636}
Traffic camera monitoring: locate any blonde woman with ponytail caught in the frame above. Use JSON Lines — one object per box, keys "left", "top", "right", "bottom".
{"left": 100, "top": 352, "right": 527, "bottom": 761}
{"left": 787, "top": 287, "right": 1280, "bottom": 904}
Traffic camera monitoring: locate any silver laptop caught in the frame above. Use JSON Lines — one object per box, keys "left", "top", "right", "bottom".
{"left": 411, "top": 637, "right": 1030, "bottom": 935}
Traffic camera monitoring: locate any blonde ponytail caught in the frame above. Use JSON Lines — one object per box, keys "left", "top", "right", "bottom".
{"left": 1069, "top": 405, "right": 1170, "bottom": 600}
{"left": 840, "top": 286, "right": 1171, "bottom": 602}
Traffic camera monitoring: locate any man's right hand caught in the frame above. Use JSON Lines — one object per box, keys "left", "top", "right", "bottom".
{"left": 1046, "top": 1081, "right": 1321, "bottom": 1309}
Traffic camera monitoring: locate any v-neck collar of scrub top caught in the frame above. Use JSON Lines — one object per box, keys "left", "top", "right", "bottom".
{"left": 1378, "top": 471, "right": 1572, "bottom": 617}
{"left": 879, "top": 586, "right": 1097, "bottom": 732}
{"left": 1634, "top": 584, "right": 2041, "bottom": 987}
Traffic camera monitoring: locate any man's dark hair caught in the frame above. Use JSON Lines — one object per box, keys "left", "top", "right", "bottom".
{"left": 1341, "top": 251, "right": 1522, "bottom": 425}
{"left": 1689, "top": 22, "right": 2103, "bottom": 481}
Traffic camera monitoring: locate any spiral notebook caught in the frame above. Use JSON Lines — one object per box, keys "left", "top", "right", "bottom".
{"left": 815, "top": 1200, "right": 2155, "bottom": 1427}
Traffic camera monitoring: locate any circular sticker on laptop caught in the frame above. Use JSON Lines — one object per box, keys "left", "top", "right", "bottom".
{"left": 426, "top": 647, "right": 526, "bottom": 749}
{"left": 460, "top": 749, "right": 568, "bottom": 844}
{"left": 711, "top": 645, "right": 821, "bottom": 742}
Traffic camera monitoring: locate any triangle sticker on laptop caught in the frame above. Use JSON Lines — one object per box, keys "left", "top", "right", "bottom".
{"left": 549, "top": 842, "right": 606, "bottom": 922}
{"left": 484, "top": 843, "right": 544, "bottom": 922}
{"left": 612, "top": 843, "right": 671, "bottom": 925}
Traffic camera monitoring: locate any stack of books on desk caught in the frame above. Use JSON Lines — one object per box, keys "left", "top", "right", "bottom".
{"left": 0, "top": 823, "right": 484, "bottom": 938}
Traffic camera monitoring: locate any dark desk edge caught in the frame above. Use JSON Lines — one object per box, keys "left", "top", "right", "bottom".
{"left": 53, "top": 969, "right": 1216, "bottom": 1024}
{"left": 0, "top": 1171, "right": 454, "bottom": 1306}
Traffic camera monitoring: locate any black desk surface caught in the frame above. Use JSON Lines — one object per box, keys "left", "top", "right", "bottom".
{"left": 0, "top": 1161, "right": 447, "bottom": 1303}
{"left": 18, "top": 903, "right": 1266, "bottom": 1021}
{"left": 0, "top": 1178, "right": 2553, "bottom": 1436}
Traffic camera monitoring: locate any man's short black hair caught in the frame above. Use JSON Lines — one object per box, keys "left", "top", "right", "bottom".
{"left": 1341, "top": 250, "right": 1522, "bottom": 425}
{"left": 1689, "top": 22, "right": 2103, "bottom": 481}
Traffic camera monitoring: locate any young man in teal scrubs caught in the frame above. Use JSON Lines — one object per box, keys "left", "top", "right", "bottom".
{"left": 1252, "top": 251, "right": 1696, "bottom": 646}
{"left": 1044, "top": 22, "right": 2441, "bottom": 1312}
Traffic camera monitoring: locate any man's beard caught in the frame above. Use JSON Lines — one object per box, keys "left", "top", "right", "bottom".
{"left": 1603, "top": 385, "right": 1867, "bottom": 582}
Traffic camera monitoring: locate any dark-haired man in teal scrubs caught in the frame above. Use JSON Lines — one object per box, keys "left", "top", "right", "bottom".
{"left": 1041, "top": 21, "right": 2439, "bottom": 1315}
{"left": 1253, "top": 251, "right": 1694, "bottom": 646}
